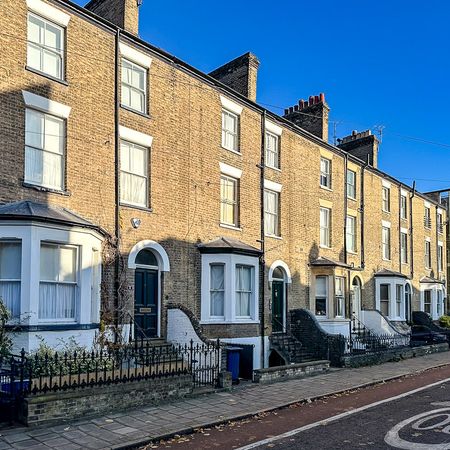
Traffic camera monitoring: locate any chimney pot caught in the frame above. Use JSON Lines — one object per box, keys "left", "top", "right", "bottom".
{"left": 319, "top": 93, "right": 325, "bottom": 103}
{"left": 309, "top": 96, "right": 314, "bottom": 106}
{"left": 314, "top": 95, "right": 319, "bottom": 104}
{"left": 284, "top": 108, "right": 289, "bottom": 115}
{"left": 352, "top": 130, "right": 357, "bottom": 136}
{"left": 294, "top": 105, "right": 299, "bottom": 111}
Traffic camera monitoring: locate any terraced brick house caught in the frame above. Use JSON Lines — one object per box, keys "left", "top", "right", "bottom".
{"left": 0, "top": 0, "right": 446, "bottom": 370}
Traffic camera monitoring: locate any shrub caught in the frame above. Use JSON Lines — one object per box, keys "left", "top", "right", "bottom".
{"left": 0, "top": 298, "right": 12, "bottom": 357}
{"left": 439, "top": 315, "right": 450, "bottom": 328}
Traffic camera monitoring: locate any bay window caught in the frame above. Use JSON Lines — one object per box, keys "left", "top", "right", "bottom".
{"left": 39, "top": 243, "right": 77, "bottom": 321}
{"left": 380, "top": 284, "right": 390, "bottom": 316}
{"left": 25, "top": 109, "right": 65, "bottom": 191}
{"left": 0, "top": 241, "right": 21, "bottom": 318}
{"left": 437, "top": 290, "right": 443, "bottom": 317}
{"left": 424, "top": 289, "right": 432, "bottom": 314}
{"left": 396, "top": 284, "right": 403, "bottom": 317}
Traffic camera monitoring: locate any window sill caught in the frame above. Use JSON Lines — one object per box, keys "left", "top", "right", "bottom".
{"left": 23, "top": 182, "right": 71, "bottom": 196}
{"left": 319, "top": 244, "right": 331, "bottom": 249}
{"left": 265, "top": 234, "right": 282, "bottom": 240}
{"left": 401, "top": 262, "right": 409, "bottom": 266}
{"left": 320, "top": 185, "right": 333, "bottom": 192}
{"left": 347, "top": 250, "right": 358, "bottom": 255}
{"left": 120, "top": 202, "right": 153, "bottom": 213}
{"left": 25, "top": 66, "right": 68, "bottom": 86}
{"left": 382, "top": 258, "right": 392, "bottom": 262}
{"left": 220, "top": 223, "right": 242, "bottom": 232}
{"left": 382, "top": 210, "right": 391, "bottom": 214}
{"left": 265, "top": 165, "right": 281, "bottom": 173}
{"left": 347, "top": 196, "right": 357, "bottom": 202}
{"left": 120, "top": 104, "right": 151, "bottom": 119}
{"left": 221, "top": 146, "right": 242, "bottom": 156}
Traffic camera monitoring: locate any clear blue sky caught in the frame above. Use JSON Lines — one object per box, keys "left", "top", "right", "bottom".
{"left": 76, "top": 0, "right": 450, "bottom": 193}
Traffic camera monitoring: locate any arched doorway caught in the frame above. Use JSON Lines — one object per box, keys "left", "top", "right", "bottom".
{"left": 134, "top": 249, "right": 160, "bottom": 339}
{"left": 405, "top": 283, "right": 412, "bottom": 323}
{"left": 271, "top": 266, "right": 287, "bottom": 333}
{"left": 352, "top": 277, "right": 362, "bottom": 322}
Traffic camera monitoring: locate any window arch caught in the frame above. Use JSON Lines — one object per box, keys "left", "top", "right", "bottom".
{"left": 128, "top": 240, "right": 170, "bottom": 271}
{"left": 268, "top": 260, "right": 292, "bottom": 283}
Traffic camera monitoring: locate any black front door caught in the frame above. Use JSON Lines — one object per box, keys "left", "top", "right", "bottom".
{"left": 272, "top": 280, "right": 284, "bottom": 333}
{"left": 134, "top": 268, "right": 158, "bottom": 338}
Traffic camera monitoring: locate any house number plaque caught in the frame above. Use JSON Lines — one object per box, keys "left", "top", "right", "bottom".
{"left": 140, "top": 307, "right": 152, "bottom": 313}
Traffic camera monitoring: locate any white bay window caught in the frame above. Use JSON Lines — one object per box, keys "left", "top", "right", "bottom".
{"left": 210, "top": 264, "right": 225, "bottom": 318}
{"left": 25, "top": 109, "right": 65, "bottom": 190}
{"left": 235, "top": 265, "right": 253, "bottom": 318}
{"left": 39, "top": 243, "right": 78, "bottom": 321}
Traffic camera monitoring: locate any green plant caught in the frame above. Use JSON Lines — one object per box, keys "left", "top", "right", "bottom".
{"left": 439, "top": 315, "right": 450, "bottom": 328}
{"left": 0, "top": 298, "right": 12, "bottom": 357}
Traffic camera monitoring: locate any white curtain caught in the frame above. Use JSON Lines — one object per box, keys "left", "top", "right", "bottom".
{"left": 0, "top": 282, "right": 20, "bottom": 318}
{"left": 0, "top": 242, "right": 21, "bottom": 318}
{"left": 120, "top": 141, "right": 148, "bottom": 206}
{"left": 39, "top": 282, "right": 75, "bottom": 320}
{"left": 264, "top": 190, "right": 278, "bottom": 235}
{"left": 235, "top": 266, "right": 251, "bottom": 317}
{"left": 210, "top": 265, "right": 224, "bottom": 317}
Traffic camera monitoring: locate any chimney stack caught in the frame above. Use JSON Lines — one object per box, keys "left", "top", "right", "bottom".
{"left": 337, "top": 130, "right": 379, "bottom": 168}
{"left": 283, "top": 93, "right": 330, "bottom": 141}
{"left": 209, "top": 52, "right": 260, "bottom": 102}
{"left": 86, "top": 0, "right": 141, "bottom": 35}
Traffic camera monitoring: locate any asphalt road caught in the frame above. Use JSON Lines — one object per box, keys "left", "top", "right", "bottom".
{"left": 148, "top": 365, "right": 450, "bottom": 450}
{"left": 243, "top": 380, "right": 450, "bottom": 449}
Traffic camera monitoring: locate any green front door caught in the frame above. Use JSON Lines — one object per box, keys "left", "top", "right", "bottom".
{"left": 272, "top": 280, "right": 284, "bottom": 333}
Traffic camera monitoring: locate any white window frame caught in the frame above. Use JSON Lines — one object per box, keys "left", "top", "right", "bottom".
{"left": 396, "top": 284, "right": 403, "bottom": 318}
{"left": 38, "top": 242, "right": 79, "bottom": 323}
{"left": 379, "top": 283, "right": 390, "bottom": 317}
{"left": 265, "top": 131, "right": 280, "bottom": 170}
{"left": 220, "top": 174, "right": 239, "bottom": 227}
{"left": 425, "top": 239, "right": 432, "bottom": 269}
{"left": 209, "top": 263, "right": 225, "bottom": 319}
{"left": 382, "top": 186, "right": 390, "bottom": 212}
{"left": 320, "top": 157, "right": 331, "bottom": 189}
{"left": 346, "top": 169, "right": 356, "bottom": 199}
{"left": 423, "top": 289, "right": 432, "bottom": 315}
{"left": 335, "top": 277, "right": 345, "bottom": 318}
{"left": 0, "top": 240, "right": 22, "bottom": 319}
{"left": 315, "top": 275, "right": 328, "bottom": 317}
{"left": 437, "top": 212, "right": 444, "bottom": 234}
{"left": 346, "top": 215, "right": 356, "bottom": 253}
{"left": 424, "top": 206, "right": 431, "bottom": 228}
{"left": 376, "top": 277, "right": 408, "bottom": 321}
{"left": 120, "top": 139, "right": 149, "bottom": 208}
{"left": 400, "top": 195, "right": 407, "bottom": 220}
{"left": 382, "top": 225, "right": 391, "bottom": 261}
{"left": 25, "top": 108, "right": 65, "bottom": 191}
{"left": 200, "top": 253, "right": 259, "bottom": 324}
{"left": 438, "top": 242, "right": 444, "bottom": 272}
{"left": 27, "top": 12, "right": 65, "bottom": 80}
{"left": 264, "top": 189, "right": 280, "bottom": 237}
{"left": 235, "top": 264, "right": 254, "bottom": 319}
{"left": 221, "top": 109, "right": 240, "bottom": 152}
{"left": 121, "top": 58, "right": 147, "bottom": 114}
{"left": 320, "top": 207, "right": 331, "bottom": 248}
{"left": 400, "top": 231, "right": 408, "bottom": 264}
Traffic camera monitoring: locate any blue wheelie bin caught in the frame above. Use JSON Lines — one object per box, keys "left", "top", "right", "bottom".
{"left": 226, "top": 347, "right": 242, "bottom": 384}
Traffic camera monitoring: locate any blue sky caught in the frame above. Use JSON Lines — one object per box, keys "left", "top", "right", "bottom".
{"left": 75, "top": 0, "right": 450, "bottom": 193}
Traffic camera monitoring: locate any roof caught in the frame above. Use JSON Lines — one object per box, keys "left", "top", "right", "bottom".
{"left": 0, "top": 201, "right": 104, "bottom": 233}
{"left": 420, "top": 276, "right": 445, "bottom": 285}
{"left": 197, "top": 237, "right": 262, "bottom": 256}
{"left": 309, "top": 257, "right": 351, "bottom": 269}
{"left": 374, "top": 269, "right": 408, "bottom": 279}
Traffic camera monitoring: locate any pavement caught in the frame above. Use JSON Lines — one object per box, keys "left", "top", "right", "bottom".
{"left": 0, "top": 352, "right": 449, "bottom": 450}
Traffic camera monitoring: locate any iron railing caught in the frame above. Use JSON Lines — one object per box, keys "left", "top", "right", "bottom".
{"left": 341, "top": 333, "right": 410, "bottom": 356}
{"left": 0, "top": 339, "right": 221, "bottom": 400}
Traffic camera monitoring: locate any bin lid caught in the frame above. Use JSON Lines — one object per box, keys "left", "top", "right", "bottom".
{"left": 226, "top": 347, "right": 243, "bottom": 351}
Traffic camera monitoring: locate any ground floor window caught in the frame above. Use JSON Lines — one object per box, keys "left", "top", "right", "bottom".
{"left": 380, "top": 284, "right": 390, "bottom": 316}
{"left": 335, "top": 277, "right": 345, "bottom": 318}
{"left": 235, "top": 265, "right": 253, "bottom": 318}
{"left": 396, "top": 284, "right": 403, "bottom": 318}
{"left": 315, "top": 276, "right": 327, "bottom": 316}
{"left": 424, "top": 289, "right": 432, "bottom": 314}
{"left": 437, "top": 290, "right": 443, "bottom": 317}
{"left": 210, "top": 264, "right": 225, "bottom": 318}
{"left": 0, "top": 241, "right": 21, "bottom": 318}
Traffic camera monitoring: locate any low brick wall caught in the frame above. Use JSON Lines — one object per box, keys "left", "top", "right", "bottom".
{"left": 340, "top": 343, "right": 449, "bottom": 368}
{"left": 253, "top": 360, "right": 330, "bottom": 384}
{"left": 19, "top": 374, "right": 193, "bottom": 426}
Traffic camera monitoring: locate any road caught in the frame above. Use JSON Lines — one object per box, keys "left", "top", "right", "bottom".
{"left": 146, "top": 364, "right": 450, "bottom": 450}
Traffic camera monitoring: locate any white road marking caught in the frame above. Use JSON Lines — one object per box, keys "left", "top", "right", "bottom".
{"left": 235, "top": 376, "right": 450, "bottom": 450}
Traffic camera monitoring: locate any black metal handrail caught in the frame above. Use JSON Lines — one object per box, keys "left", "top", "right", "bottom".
{"left": 271, "top": 317, "right": 303, "bottom": 350}
{"left": 126, "top": 312, "right": 151, "bottom": 342}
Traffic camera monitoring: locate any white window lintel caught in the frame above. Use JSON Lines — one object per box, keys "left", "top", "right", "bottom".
{"left": 119, "top": 43, "right": 152, "bottom": 69}
{"left": 382, "top": 179, "right": 391, "bottom": 189}
{"left": 22, "top": 91, "right": 71, "bottom": 118}
{"left": 264, "top": 179, "right": 282, "bottom": 193}
{"left": 400, "top": 227, "right": 408, "bottom": 234}
{"left": 382, "top": 220, "right": 391, "bottom": 228}
{"left": 220, "top": 162, "right": 242, "bottom": 179}
{"left": 220, "top": 95, "right": 243, "bottom": 116}
{"left": 424, "top": 201, "right": 431, "bottom": 208}
{"left": 401, "top": 189, "right": 409, "bottom": 197}
{"left": 438, "top": 240, "right": 444, "bottom": 247}
{"left": 27, "top": 0, "right": 70, "bottom": 26}
{"left": 119, "top": 126, "right": 153, "bottom": 148}
{"left": 425, "top": 236, "right": 431, "bottom": 242}
{"left": 265, "top": 120, "right": 283, "bottom": 136}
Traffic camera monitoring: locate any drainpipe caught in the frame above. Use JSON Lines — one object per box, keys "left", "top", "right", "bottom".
{"left": 398, "top": 185, "right": 402, "bottom": 272}
{"left": 360, "top": 157, "right": 368, "bottom": 269}
{"left": 436, "top": 205, "right": 439, "bottom": 277}
{"left": 114, "top": 29, "right": 121, "bottom": 338}
{"left": 410, "top": 181, "right": 416, "bottom": 280}
{"left": 259, "top": 111, "right": 266, "bottom": 368}
{"left": 343, "top": 154, "right": 348, "bottom": 265}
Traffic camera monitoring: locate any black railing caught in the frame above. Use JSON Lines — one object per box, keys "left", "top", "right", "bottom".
{"left": 0, "top": 339, "right": 221, "bottom": 399}
{"left": 341, "top": 333, "right": 410, "bottom": 356}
